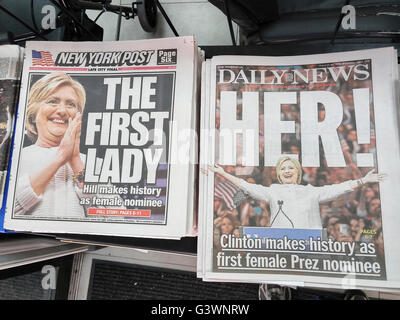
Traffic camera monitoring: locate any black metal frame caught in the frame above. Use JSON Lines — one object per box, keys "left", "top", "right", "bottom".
{"left": 221, "top": 0, "right": 400, "bottom": 47}
{"left": 0, "top": 255, "right": 74, "bottom": 300}
{"left": 0, "top": 0, "right": 180, "bottom": 44}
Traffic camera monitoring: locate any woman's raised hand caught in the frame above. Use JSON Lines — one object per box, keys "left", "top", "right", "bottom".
{"left": 362, "top": 169, "right": 387, "bottom": 184}
{"left": 206, "top": 163, "right": 242, "bottom": 187}
{"left": 208, "top": 163, "right": 226, "bottom": 175}
{"left": 56, "top": 113, "right": 80, "bottom": 166}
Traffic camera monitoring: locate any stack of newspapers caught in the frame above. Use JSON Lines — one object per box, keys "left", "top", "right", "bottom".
{"left": 0, "top": 45, "right": 24, "bottom": 233}
{"left": 3, "top": 36, "right": 202, "bottom": 239}
{"left": 198, "top": 47, "right": 400, "bottom": 291}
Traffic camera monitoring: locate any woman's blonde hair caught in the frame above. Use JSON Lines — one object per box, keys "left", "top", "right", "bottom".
{"left": 26, "top": 72, "right": 86, "bottom": 141}
{"left": 276, "top": 156, "right": 302, "bottom": 184}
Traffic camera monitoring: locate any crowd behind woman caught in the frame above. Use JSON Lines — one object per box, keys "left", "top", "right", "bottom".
{"left": 214, "top": 70, "right": 382, "bottom": 252}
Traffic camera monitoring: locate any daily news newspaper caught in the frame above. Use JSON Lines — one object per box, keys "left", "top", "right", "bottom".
{"left": 202, "top": 48, "right": 400, "bottom": 288}
{"left": 5, "top": 37, "right": 198, "bottom": 239}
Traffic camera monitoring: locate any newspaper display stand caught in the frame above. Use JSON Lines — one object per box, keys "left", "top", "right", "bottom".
{"left": 1, "top": 0, "right": 400, "bottom": 301}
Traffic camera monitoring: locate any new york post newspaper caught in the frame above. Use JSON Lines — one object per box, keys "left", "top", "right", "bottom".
{"left": 5, "top": 37, "right": 198, "bottom": 239}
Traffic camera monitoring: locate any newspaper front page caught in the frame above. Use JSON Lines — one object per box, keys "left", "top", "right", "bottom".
{"left": 5, "top": 37, "right": 198, "bottom": 239}
{"left": 0, "top": 45, "right": 23, "bottom": 233}
{"left": 0, "top": 45, "right": 23, "bottom": 204}
{"left": 201, "top": 48, "right": 400, "bottom": 288}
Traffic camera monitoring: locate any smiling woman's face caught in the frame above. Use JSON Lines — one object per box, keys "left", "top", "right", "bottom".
{"left": 278, "top": 159, "right": 299, "bottom": 184}
{"left": 35, "top": 85, "right": 79, "bottom": 146}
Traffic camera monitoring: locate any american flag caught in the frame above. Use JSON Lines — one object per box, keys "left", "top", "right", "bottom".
{"left": 214, "top": 180, "right": 239, "bottom": 210}
{"left": 32, "top": 50, "right": 55, "bottom": 66}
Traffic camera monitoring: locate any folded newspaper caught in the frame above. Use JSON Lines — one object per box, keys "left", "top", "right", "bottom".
{"left": 198, "top": 47, "right": 400, "bottom": 290}
{"left": 4, "top": 36, "right": 201, "bottom": 239}
{"left": 0, "top": 44, "right": 23, "bottom": 233}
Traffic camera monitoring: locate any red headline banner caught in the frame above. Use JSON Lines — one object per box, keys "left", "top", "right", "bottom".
{"left": 88, "top": 208, "right": 151, "bottom": 217}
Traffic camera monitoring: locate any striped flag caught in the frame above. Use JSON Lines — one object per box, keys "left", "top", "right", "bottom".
{"left": 214, "top": 180, "right": 238, "bottom": 210}
{"left": 32, "top": 50, "right": 55, "bottom": 66}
